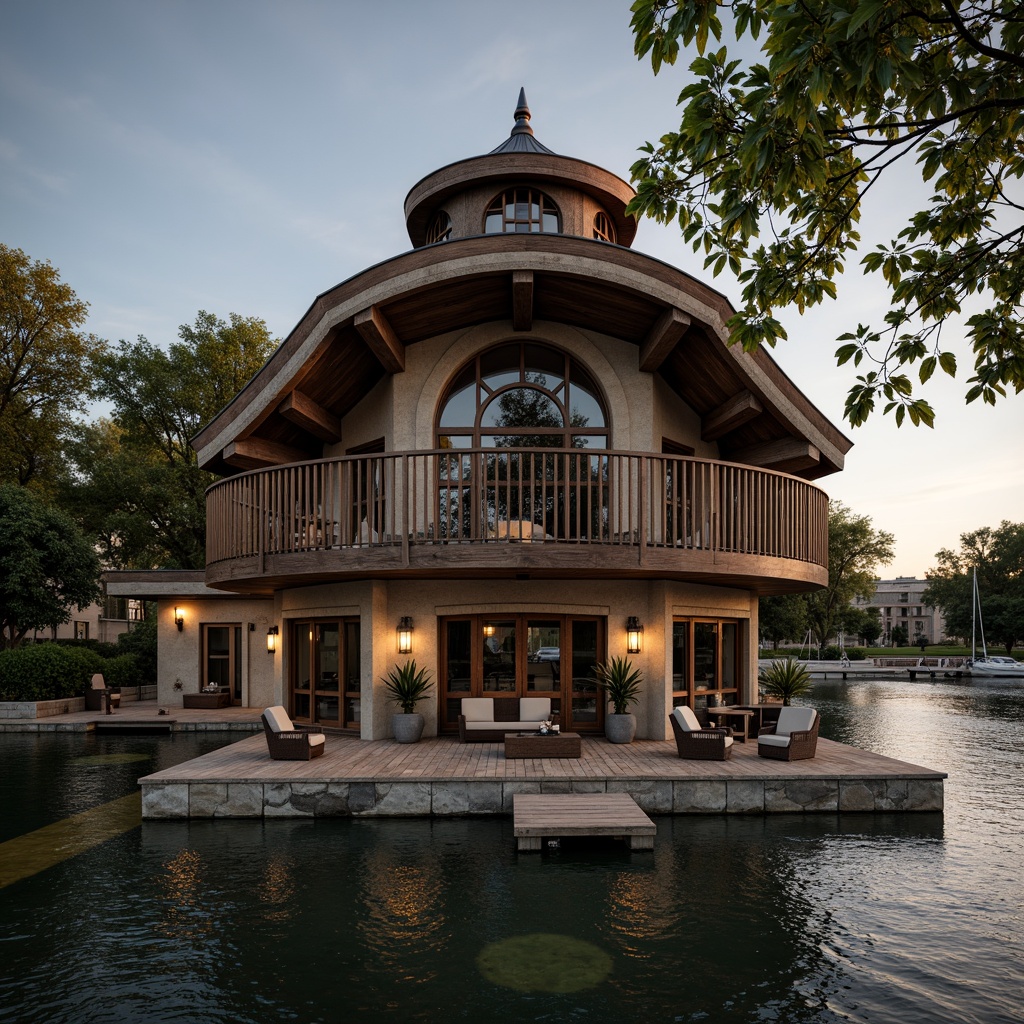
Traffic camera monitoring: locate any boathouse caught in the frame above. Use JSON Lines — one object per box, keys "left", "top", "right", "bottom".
{"left": 108, "top": 92, "right": 852, "bottom": 741}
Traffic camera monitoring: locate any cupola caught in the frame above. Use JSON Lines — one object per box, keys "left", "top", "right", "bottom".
{"left": 404, "top": 89, "right": 637, "bottom": 249}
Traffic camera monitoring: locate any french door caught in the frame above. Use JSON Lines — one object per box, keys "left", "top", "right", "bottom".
{"left": 439, "top": 614, "right": 605, "bottom": 734}
{"left": 290, "top": 618, "right": 361, "bottom": 729}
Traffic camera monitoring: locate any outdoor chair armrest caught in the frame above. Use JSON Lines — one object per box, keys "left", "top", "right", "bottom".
{"left": 758, "top": 723, "right": 777, "bottom": 736}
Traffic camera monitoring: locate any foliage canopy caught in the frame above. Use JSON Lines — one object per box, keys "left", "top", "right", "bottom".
{"left": 924, "top": 521, "right": 1024, "bottom": 652}
{"left": 0, "top": 485, "right": 100, "bottom": 648}
{"left": 629, "top": 0, "right": 1024, "bottom": 426}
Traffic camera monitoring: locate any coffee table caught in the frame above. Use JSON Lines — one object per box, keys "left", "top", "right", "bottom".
{"left": 504, "top": 731, "right": 582, "bottom": 758}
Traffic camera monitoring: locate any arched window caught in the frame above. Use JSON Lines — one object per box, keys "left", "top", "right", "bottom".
{"left": 593, "top": 211, "right": 616, "bottom": 243}
{"left": 436, "top": 342, "right": 607, "bottom": 449}
{"left": 484, "top": 189, "right": 561, "bottom": 234}
{"left": 425, "top": 210, "right": 452, "bottom": 244}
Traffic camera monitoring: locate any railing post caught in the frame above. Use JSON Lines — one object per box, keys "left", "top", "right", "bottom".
{"left": 401, "top": 454, "right": 410, "bottom": 567}
{"left": 638, "top": 456, "right": 647, "bottom": 566}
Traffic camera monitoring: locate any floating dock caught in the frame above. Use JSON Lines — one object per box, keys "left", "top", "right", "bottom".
{"left": 513, "top": 793, "right": 656, "bottom": 851}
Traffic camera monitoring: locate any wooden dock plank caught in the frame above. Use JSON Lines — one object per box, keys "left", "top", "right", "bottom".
{"left": 513, "top": 793, "right": 656, "bottom": 851}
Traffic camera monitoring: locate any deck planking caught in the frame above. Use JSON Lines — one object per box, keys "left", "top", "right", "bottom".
{"left": 513, "top": 793, "right": 656, "bottom": 851}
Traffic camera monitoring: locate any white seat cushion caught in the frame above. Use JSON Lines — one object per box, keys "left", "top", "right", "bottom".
{"left": 461, "top": 698, "right": 494, "bottom": 722}
{"left": 519, "top": 697, "right": 551, "bottom": 722}
{"left": 673, "top": 706, "right": 703, "bottom": 732}
{"left": 758, "top": 733, "right": 792, "bottom": 748}
{"left": 307, "top": 733, "right": 326, "bottom": 747}
{"left": 775, "top": 707, "right": 816, "bottom": 736}
{"left": 263, "top": 706, "right": 294, "bottom": 733}
{"left": 91, "top": 673, "right": 107, "bottom": 690}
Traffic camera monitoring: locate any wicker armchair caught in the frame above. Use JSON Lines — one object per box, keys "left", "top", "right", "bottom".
{"left": 669, "top": 705, "right": 733, "bottom": 761}
{"left": 757, "top": 707, "right": 819, "bottom": 761}
{"left": 261, "top": 706, "right": 326, "bottom": 760}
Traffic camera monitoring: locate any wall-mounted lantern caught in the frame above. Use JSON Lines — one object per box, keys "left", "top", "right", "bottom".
{"left": 397, "top": 616, "right": 414, "bottom": 655}
{"left": 174, "top": 606, "right": 184, "bottom": 632}
{"left": 483, "top": 623, "right": 496, "bottom": 638}
{"left": 266, "top": 625, "right": 279, "bottom": 654}
{"left": 626, "top": 616, "right": 644, "bottom": 654}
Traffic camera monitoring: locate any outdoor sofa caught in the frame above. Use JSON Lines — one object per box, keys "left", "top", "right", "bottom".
{"left": 458, "top": 696, "right": 555, "bottom": 742}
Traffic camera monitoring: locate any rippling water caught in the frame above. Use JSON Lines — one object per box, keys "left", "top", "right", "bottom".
{"left": 1, "top": 677, "right": 1022, "bottom": 1024}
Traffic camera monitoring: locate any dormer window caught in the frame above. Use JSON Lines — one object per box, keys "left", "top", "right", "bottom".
{"left": 425, "top": 211, "right": 452, "bottom": 244}
{"left": 484, "top": 189, "right": 561, "bottom": 234}
{"left": 593, "top": 211, "right": 616, "bottom": 243}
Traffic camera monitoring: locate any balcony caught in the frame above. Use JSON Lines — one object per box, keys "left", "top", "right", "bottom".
{"left": 205, "top": 449, "right": 829, "bottom": 593}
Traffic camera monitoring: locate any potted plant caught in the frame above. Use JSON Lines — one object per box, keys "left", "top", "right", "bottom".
{"left": 758, "top": 658, "right": 811, "bottom": 706}
{"left": 382, "top": 659, "right": 434, "bottom": 743}
{"left": 590, "top": 656, "right": 643, "bottom": 743}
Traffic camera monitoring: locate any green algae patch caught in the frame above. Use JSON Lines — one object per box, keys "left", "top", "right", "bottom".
{"left": 73, "top": 753, "right": 152, "bottom": 766}
{"left": 477, "top": 933, "right": 612, "bottom": 993}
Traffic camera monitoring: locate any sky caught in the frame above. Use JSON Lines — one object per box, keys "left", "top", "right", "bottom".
{"left": 3, "top": 0, "right": 1021, "bottom": 578}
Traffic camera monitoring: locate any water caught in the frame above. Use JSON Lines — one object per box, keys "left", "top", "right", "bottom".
{"left": 1, "top": 677, "right": 1022, "bottom": 1024}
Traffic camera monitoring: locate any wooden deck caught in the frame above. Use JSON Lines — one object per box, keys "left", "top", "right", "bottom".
{"left": 0, "top": 701, "right": 262, "bottom": 733}
{"left": 513, "top": 793, "right": 656, "bottom": 851}
{"left": 138, "top": 730, "right": 946, "bottom": 820}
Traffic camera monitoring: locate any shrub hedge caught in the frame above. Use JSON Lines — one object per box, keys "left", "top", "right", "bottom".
{"left": 0, "top": 625, "right": 157, "bottom": 702}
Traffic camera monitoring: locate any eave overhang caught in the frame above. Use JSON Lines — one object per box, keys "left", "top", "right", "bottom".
{"left": 191, "top": 234, "right": 852, "bottom": 479}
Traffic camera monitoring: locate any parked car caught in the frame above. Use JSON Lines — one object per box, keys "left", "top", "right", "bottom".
{"left": 530, "top": 647, "right": 560, "bottom": 662}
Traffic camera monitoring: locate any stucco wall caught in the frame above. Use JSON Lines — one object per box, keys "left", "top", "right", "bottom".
{"left": 157, "top": 598, "right": 277, "bottom": 708}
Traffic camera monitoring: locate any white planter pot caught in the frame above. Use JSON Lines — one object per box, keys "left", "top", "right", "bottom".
{"left": 392, "top": 712, "right": 425, "bottom": 744}
{"left": 605, "top": 713, "right": 636, "bottom": 744}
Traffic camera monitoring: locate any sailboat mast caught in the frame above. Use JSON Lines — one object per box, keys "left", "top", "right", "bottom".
{"left": 972, "top": 567, "right": 977, "bottom": 661}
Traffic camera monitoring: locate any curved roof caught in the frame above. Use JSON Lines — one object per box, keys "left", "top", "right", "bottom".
{"left": 488, "top": 88, "right": 557, "bottom": 155}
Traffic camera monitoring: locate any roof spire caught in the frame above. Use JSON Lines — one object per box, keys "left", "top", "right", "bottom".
{"left": 511, "top": 87, "right": 533, "bottom": 137}
{"left": 488, "top": 88, "right": 556, "bottom": 156}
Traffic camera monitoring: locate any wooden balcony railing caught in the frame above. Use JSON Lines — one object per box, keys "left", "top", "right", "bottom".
{"left": 206, "top": 449, "right": 829, "bottom": 576}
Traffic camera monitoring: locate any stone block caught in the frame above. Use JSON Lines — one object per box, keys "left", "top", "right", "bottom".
{"left": 264, "top": 783, "right": 317, "bottom": 817}
{"left": 347, "top": 782, "right": 377, "bottom": 813}
{"left": 466, "top": 782, "right": 503, "bottom": 814}
{"left": 569, "top": 779, "right": 607, "bottom": 795}
{"left": 370, "top": 783, "right": 432, "bottom": 816}
{"left": 221, "top": 783, "right": 263, "bottom": 817}
{"left": 314, "top": 783, "right": 354, "bottom": 816}
{"left": 539, "top": 779, "right": 573, "bottom": 794}
{"left": 907, "top": 779, "right": 944, "bottom": 812}
{"left": 501, "top": 780, "right": 541, "bottom": 812}
{"left": 142, "top": 783, "right": 189, "bottom": 819}
{"left": 765, "top": 779, "right": 838, "bottom": 813}
{"left": 189, "top": 783, "right": 228, "bottom": 818}
{"left": 673, "top": 780, "right": 727, "bottom": 813}
{"left": 880, "top": 779, "right": 910, "bottom": 811}
{"left": 431, "top": 782, "right": 470, "bottom": 815}
{"left": 726, "top": 779, "right": 764, "bottom": 813}
{"left": 608, "top": 779, "right": 672, "bottom": 813}
{"left": 839, "top": 779, "right": 885, "bottom": 812}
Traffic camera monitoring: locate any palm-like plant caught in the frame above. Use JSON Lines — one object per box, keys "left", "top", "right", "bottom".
{"left": 759, "top": 658, "right": 811, "bottom": 706}
{"left": 590, "top": 656, "right": 643, "bottom": 715}
{"left": 381, "top": 660, "right": 434, "bottom": 714}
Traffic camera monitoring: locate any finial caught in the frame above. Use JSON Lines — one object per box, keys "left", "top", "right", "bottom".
{"left": 511, "top": 87, "right": 533, "bottom": 137}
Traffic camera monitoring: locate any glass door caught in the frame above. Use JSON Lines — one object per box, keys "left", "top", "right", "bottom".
{"left": 202, "top": 624, "right": 242, "bottom": 705}
{"left": 291, "top": 618, "right": 361, "bottom": 729}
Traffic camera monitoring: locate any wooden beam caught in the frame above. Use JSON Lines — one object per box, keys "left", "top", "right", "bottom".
{"left": 731, "top": 439, "right": 820, "bottom": 473}
{"left": 701, "top": 390, "right": 764, "bottom": 442}
{"left": 512, "top": 270, "right": 533, "bottom": 331}
{"left": 223, "top": 438, "right": 310, "bottom": 470}
{"left": 278, "top": 390, "right": 342, "bottom": 443}
{"left": 639, "top": 307, "right": 691, "bottom": 372}
{"left": 353, "top": 305, "right": 405, "bottom": 374}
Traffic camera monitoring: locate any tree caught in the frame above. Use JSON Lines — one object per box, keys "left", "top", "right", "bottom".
{"left": 840, "top": 604, "right": 883, "bottom": 646}
{"left": 804, "top": 501, "right": 895, "bottom": 645}
{"left": 890, "top": 624, "right": 910, "bottom": 647}
{"left": 629, "top": 1, "right": 1024, "bottom": 427}
{"left": 759, "top": 593, "right": 808, "bottom": 649}
{"left": 0, "top": 485, "right": 100, "bottom": 648}
{"left": 0, "top": 244, "right": 102, "bottom": 489}
{"left": 924, "top": 521, "right": 1024, "bottom": 652}
{"left": 64, "top": 311, "right": 276, "bottom": 569}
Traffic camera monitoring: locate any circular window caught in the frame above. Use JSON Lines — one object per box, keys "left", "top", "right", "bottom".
{"left": 484, "top": 189, "right": 561, "bottom": 234}
{"left": 436, "top": 342, "right": 607, "bottom": 449}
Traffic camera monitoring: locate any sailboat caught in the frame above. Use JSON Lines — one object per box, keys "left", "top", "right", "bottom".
{"left": 965, "top": 568, "right": 1024, "bottom": 677}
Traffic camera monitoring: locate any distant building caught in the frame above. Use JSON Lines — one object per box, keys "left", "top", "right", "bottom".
{"left": 28, "top": 593, "right": 147, "bottom": 645}
{"left": 854, "top": 578, "right": 946, "bottom": 645}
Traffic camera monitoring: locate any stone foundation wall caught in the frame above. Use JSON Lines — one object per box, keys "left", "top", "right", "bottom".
{"left": 142, "top": 775, "right": 944, "bottom": 819}
{"left": 0, "top": 697, "right": 86, "bottom": 720}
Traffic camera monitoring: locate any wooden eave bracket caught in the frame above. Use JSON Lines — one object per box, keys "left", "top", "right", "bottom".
{"left": 354, "top": 305, "right": 405, "bottom": 374}
{"left": 639, "top": 307, "right": 691, "bottom": 372}
{"left": 278, "top": 390, "right": 342, "bottom": 443}
{"left": 701, "top": 390, "right": 764, "bottom": 442}
{"left": 222, "top": 438, "right": 311, "bottom": 470}
{"left": 512, "top": 270, "right": 533, "bottom": 331}
{"left": 731, "top": 439, "right": 821, "bottom": 473}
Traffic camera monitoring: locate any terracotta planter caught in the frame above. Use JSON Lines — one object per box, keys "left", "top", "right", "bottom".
{"left": 604, "top": 713, "right": 636, "bottom": 744}
{"left": 392, "top": 712, "right": 425, "bottom": 743}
